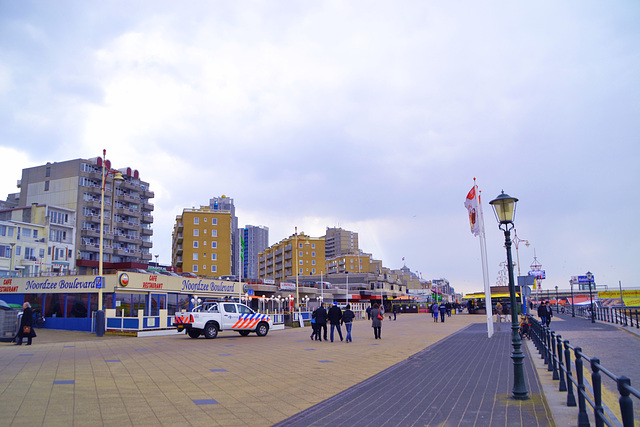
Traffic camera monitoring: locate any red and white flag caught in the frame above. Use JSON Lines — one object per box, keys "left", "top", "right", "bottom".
{"left": 465, "top": 185, "right": 481, "bottom": 236}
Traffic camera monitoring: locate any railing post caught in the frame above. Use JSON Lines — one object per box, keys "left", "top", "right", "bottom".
{"left": 564, "top": 340, "right": 576, "bottom": 407}
{"left": 590, "top": 358, "right": 604, "bottom": 427}
{"left": 546, "top": 327, "right": 553, "bottom": 372}
{"left": 575, "top": 347, "right": 590, "bottom": 427}
{"left": 551, "top": 331, "right": 559, "bottom": 380}
{"left": 557, "top": 334, "right": 567, "bottom": 392}
{"left": 617, "top": 376, "right": 634, "bottom": 427}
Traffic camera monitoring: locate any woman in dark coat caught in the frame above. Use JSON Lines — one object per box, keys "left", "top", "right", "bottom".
{"left": 371, "top": 303, "right": 383, "bottom": 339}
{"left": 15, "top": 302, "right": 36, "bottom": 345}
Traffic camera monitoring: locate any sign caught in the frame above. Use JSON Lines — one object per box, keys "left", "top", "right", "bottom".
{"left": 279, "top": 282, "right": 296, "bottom": 291}
{"left": 576, "top": 275, "right": 593, "bottom": 284}
{"left": 96, "top": 276, "right": 103, "bottom": 289}
{"left": 528, "top": 270, "right": 545, "bottom": 279}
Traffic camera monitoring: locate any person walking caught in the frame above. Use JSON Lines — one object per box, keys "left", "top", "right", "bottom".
{"left": 328, "top": 301, "right": 343, "bottom": 342}
{"left": 537, "top": 302, "right": 547, "bottom": 326}
{"left": 393, "top": 305, "right": 398, "bottom": 321}
{"left": 315, "top": 302, "right": 328, "bottom": 341}
{"left": 366, "top": 306, "right": 371, "bottom": 320}
{"left": 496, "top": 302, "right": 504, "bottom": 332}
{"left": 310, "top": 307, "right": 318, "bottom": 340}
{"left": 545, "top": 301, "right": 553, "bottom": 327}
{"left": 432, "top": 303, "right": 439, "bottom": 323}
{"left": 342, "top": 304, "right": 355, "bottom": 342}
{"left": 371, "top": 303, "right": 383, "bottom": 339}
{"left": 15, "top": 302, "right": 36, "bottom": 346}
{"left": 439, "top": 303, "right": 446, "bottom": 323}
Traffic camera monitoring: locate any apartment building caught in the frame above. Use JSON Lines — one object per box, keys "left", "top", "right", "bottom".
{"left": 15, "top": 157, "right": 154, "bottom": 274}
{"left": 258, "top": 232, "right": 325, "bottom": 282}
{"left": 209, "top": 196, "right": 239, "bottom": 276}
{"left": 324, "top": 227, "right": 359, "bottom": 259}
{"left": 0, "top": 203, "right": 76, "bottom": 276}
{"left": 326, "top": 251, "right": 372, "bottom": 275}
{"left": 242, "top": 225, "right": 269, "bottom": 280}
{"left": 172, "top": 206, "right": 232, "bottom": 277}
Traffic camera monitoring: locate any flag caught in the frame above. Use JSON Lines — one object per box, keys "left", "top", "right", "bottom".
{"left": 465, "top": 185, "right": 481, "bottom": 236}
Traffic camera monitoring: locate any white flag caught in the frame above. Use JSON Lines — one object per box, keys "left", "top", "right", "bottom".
{"left": 465, "top": 186, "right": 481, "bottom": 236}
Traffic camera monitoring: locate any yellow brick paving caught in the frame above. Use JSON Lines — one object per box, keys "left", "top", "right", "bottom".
{"left": 0, "top": 313, "right": 550, "bottom": 426}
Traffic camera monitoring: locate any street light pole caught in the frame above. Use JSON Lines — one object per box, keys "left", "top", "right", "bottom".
{"left": 555, "top": 285, "right": 559, "bottom": 314}
{"left": 490, "top": 191, "right": 529, "bottom": 400}
{"left": 587, "top": 271, "right": 595, "bottom": 323}
{"left": 570, "top": 279, "right": 575, "bottom": 317}
{"left": 98, "top": 149, "right": 123, "bottom": 337}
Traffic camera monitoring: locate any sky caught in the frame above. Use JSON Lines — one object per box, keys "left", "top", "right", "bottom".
{"left": 1, "top": 1, "right": 639, "bottom": 295}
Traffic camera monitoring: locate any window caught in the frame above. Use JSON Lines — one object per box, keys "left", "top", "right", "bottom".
{"left": 193, "top": 241, "right": 199, "bottom": 248}
{"left": 193, "top": 253, "right": 199, "bottom": 261}
{"left": 311, "top": 252, "right": 316, "bottom": 257}
{"left": 193, "top": 217, "right": 199, "bottom": 225}
{"left": 193, "top": 265, "right": 198, "bottom": 272}
{"left": 299, "top": 260, "right": 303, "bottom": 266}
{"left": 312, "top": 243, "right": 316, "bottom": 249}
{"left": 203, "top": 241, "right": 207, "bottom": 246}
{"left": 223, "top": 303, "right": 236, "bottom": 313}
{"left": 312, "top": 260, "right": 316, "bottom": 266}
{"left": 33, "top": 230, "right": 38, "bottom": 239}
{"left": 211, "top": 242, "right": 217, "bottom": 249}
{"left": 39, "top": 249, "right": 45, "bottom": 258}
{"left": 212, "top": 218, "right": 217, "bottom": 225}
{"left": 44, "top": 181, "right": 50, "bottom": 191}
{"left": 299, "top": 243, "right": 303, "bottom": 249}
{"left": 0, "top": 245, "right": 11, "bottom": 258}
{"left": 211, "top": 253, "right": 217, "bottom": 260}
{"left": 204, "top": 218, "right": 207, "bottom": 222}
{"left": 211, "top": 230, "right": 217, "bottom": 237}
{"left": 193, "top": 229, "right": 199, "bottom": 237}
{"left": 211, "top": 265, "right": 217, "bottom": 273}
{"left": 202, "top": 265, "right": 207, "bottom": 271}
{"left": 299, "top": 251, "right": 303, "bottom": 258}
{"left": 22, "top": 228, "right": 31, "bottom": 238}
{"left": 46, "top": 166, "right": 51, "bottom": 177}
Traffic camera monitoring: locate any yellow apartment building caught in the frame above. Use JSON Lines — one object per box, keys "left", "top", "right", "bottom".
{"left": 258, "top": 232, "right": 325, "bottom": 282}
{"left": 172, "top": 206, "right": 232, "bottom": 277}
{"left": 326, "top": 251, "right": 373, "bottom": 274}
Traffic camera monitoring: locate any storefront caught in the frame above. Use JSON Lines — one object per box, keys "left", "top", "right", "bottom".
{"left": 0, "top": 272, "right": 242, "bottom": 332}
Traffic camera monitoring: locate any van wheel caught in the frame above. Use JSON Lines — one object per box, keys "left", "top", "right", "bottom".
{"left": 204, "top": 323, "right": 218, "bottom": 339}
{"left": 188, "top": 329, "right": 201, "bottom": 339}
{"left": 256, "top": 322, "right": 269, "bottom": 337}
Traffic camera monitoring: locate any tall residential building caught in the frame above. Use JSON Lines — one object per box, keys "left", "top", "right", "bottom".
{"left": 172, "top": 206, "right": 232, "bottom": 277}
{"left": 0, "top": 203, "right": 76, "bottom": 276}
{"left": 15, "top": 157, "right": 154, "bottom": 274}
{"left": 324, "top": 227, "right": 359, "bottom": 259}
{"left": 258, "top": 232, "right": 325, "bottom": 282}
{"left": 242, "top": 225, "right": 269, "bottom": 280}
{"left": 209, "top": 196, "right": 239, "bottom": 277}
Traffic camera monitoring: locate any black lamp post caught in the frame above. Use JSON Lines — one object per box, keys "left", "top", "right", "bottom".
{"left": 555, "top": 285, "right": 559, "bottom": 313}
{"left": 587, "top": 271, "right": 595, "bottom": 323}
{"left": 570, "top": 279, "right": 575, "bottom": 317}
{"left": 490, "top": 191, "right": 529, "bottom": 400}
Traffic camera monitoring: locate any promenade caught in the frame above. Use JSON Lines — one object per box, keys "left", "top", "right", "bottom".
{"left": 0, "top": 311, "right": 636, "bottom": 426}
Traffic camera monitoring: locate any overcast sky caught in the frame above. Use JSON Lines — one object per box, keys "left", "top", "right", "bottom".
{"left": 1, "top": 1, "right": 638, "bottom": 295}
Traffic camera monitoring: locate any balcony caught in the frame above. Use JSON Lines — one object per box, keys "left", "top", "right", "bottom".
{"left": 140, "top": 213, "right": 153, "bottom": 223}
{"left": 141, "top": 227, "right": 153, "bottom": 236}
{"left": 140, "top": 252, "right": 152, "bottom": 261}
{"left": 141, "top": 240, "right": 152, "bottom": 248}
{"left": 142, "top": 194, "right": 154, "bottom": 204}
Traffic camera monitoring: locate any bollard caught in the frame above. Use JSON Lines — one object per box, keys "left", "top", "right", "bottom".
{"left": 575, "top": 347, "right": 590, "bottom": 427}
{"left": 564, "top": 340, "right": 577, "bottom": 407}
{"left": 557, "top": 334, "right": 567, "bottom": 392}
{"left": 590, "top": 358, "right": 604, "bottom": 427}
{"left": 617, "top": 376, "right": 634, "bottom": 427}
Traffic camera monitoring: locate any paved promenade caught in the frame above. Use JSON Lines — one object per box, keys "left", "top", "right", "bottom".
{"left": 0, "top": 311, "right": 636, "bottom": 426}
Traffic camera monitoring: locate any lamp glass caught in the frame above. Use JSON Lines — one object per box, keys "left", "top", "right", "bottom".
{"left": 489, "top": 192, "right": 518, "bottom": 224}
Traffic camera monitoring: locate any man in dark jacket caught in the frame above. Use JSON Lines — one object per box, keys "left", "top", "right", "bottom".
{"left": 328, "top": 301, "right": 343, "bottom": 342}
{"left": 315, "top": 302, "right": 328, "bottom": 341}
{"left": 537, "top": 302, "right": 547, "bottom": 326}
{"left": 15, "top": 302, "right": 36, "bottom": 345}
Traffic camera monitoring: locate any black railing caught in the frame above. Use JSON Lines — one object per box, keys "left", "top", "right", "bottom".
{"left": 530, "top": 318, "right": 639, "bottom": 426}
{"left": 574, "top": 306, "right": 640, "bottom": 329}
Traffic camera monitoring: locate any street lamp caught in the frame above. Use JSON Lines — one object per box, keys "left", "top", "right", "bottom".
{"left": 490, "top": 191, "right": 529, "bottom": 400}
{"left": 587, "top": 271, "right": 595, "bottom": 323}
{"left": 570, "top": 279, "right": 575, "bottom": 317}
{"left": 555, "top": 285, "right": 559, "bottom": 313}
{"left": 97, "top": 149, "right": 124, "bottom": 337}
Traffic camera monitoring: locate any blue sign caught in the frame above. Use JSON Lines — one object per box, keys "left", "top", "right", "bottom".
{"left": 96, "top": 276, "right": 103, "bottom": 289}
{"left": 577, "top": 275, "right": 594, "bottom": 284}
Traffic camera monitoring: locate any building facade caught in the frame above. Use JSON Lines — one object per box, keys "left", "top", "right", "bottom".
{"left": 172, "top": 206, "right": 232, "bottom": 277}
{"left": 209, "top": 196, "right": 239, "bottom": 277}
{"left": 242, "top": 225, "right": 269, "bottom": 280}
{"left": 326, "top": 252, "right": 372, "bottom": 275}
{"left": 258, "top": 232, "right": 325, "bottom": 282}
{"left": 15, "top": 157, "right": 154, "bottom": 273}
{"left": 324, "top": 227, "right": 359, "bottom": 259}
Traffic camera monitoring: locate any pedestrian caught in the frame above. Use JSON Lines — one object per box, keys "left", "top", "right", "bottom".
{"left": 439, "top": 302, "right": 446, "bottom": 323}
{"left": 328, "top": 301, "right": 343, "bottom": 342}
{"left": 432, "top": 303, "right": 439, "bottom": 323}
{"left": 371, "top": 303, "right": 383, "bottom": 339}
{"left": 315, "top": 302, "right": 328, "bottom": 341}
{"left": 15, "top": 302, "right": 36, "bottom": 346}
{"left": 545, "top": 301, "right": 553, "bottom": 327}
{"left": 310, "top": 307, "right": 318, "bottom": 340}
{"left": 446, "top": 302, "right": 452, "bottom": 317}
{"left": 342, "top": 304, "right": 355, "bottom": 342}
{"left": 537, "top": 302, "right": 547, "bottom": 326}
{"left": 393, "top": 305, "right": 398, "bottom": 321}
{"left": 366, "top": 306, "right": 371, "bottom": 320}
{"left": 496, "top": 302, "right": 504, "bottom": 331}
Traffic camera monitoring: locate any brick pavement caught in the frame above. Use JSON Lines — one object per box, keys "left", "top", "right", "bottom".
{"left": 0, "top": 313, "right": 566, "bottom": 426}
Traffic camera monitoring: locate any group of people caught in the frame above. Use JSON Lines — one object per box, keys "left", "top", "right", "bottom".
{"left": 537, "top": 301, "right": 553, "bottom": 327}
{"left": 310, "top": 302, "right": 385, "bottom": 341}
{"left": 430, "top": 302, "right": 453, "bottom": 323}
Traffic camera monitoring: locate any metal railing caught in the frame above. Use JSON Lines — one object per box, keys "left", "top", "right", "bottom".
{"left": 574, "top": 306, "right": 640, "bottom": 329}
{"left": 529, "top": 318, "right": 639, "bottom": 426}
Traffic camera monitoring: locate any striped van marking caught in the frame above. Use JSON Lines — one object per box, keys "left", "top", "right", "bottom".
{"left": 232, "top": 313, "right": 270, "bottom": 329}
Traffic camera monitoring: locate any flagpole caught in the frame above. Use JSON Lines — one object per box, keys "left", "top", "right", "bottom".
{"left": 477, "top": 184, "right": 494, "bottom": 338}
